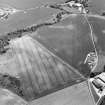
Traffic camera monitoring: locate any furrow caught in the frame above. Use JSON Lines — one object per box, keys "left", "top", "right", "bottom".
{"left": 31, "top": 36, "right": 85, "bottom": 79}
{"left": 17, "top": 38, "right": 35, "bottom": 97}
{"left": 31, "top": 41, "right": 49, "bottom": 91}
{"left": 18, "top": 38, "right": 37, "bottom": 98}
{"left": 22, "top": 39, "right": 42, "bottom": 93}
{"left": 36, "top": 46, "right": 53, "bottom": 89}
{"left": 34, "top": 39, "right": 80, "bottom": 83}
{"left": 53, "top": 58, "right": 71, "bottom": 82}
{"left": 33, "top": 39, "right": 65, "bottom": 84}
{"left": 44, "top": 51, "right": 66, "bottom": 84}
{"left": 32, "top": 44, "right": 58, "bottom": 88}
{"left": 27, "top": 37, "right": 52, "bottom": 90}
{"left": 12, "top": 39, "right": 33, "bottom": 99}
{"left": 36, "top": 46, "right": 58, "bottom": 88}
{"left": 26, "top": 38, "right": 47, "bottom": 92}
{"left": 22, "top": 37, "right": 41, "bottom": 94}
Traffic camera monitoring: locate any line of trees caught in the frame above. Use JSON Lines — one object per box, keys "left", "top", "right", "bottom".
{"left": 0, "top": 11, "right": 67, "bottom": 54}
{"left": 0, "top": 73, "right": 25, "bottom": 98}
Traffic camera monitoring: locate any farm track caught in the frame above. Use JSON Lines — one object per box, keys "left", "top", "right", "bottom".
{"left": 83, "top": 14, "right": 98, "bottom": 72}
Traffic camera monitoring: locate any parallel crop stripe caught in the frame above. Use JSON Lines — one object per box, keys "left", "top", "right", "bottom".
{"left": 13, "top": 39, "right": 33, "bottom": 98}
{"left": 17, "top": 38, "right": 35, "bottom": 97}
{"left": 34, "top": 39, "right": 65, "bottom": 85}
{"left": 22, "top": 37, "right": 41, "bottom": 93}
{"left": 29, "top": 38, "right": 52, "bottom": 90}
{"left": 36, "top": 45, "right": 58, "bottom": 87}
{"left": 27, "top": 38, "right": 47, "bottom": 92}
{"left": 36, "top": 46, "right": 53, "bottom": 89}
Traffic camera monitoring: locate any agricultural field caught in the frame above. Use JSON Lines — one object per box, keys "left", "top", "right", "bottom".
{"left": 0, "top": 35, "right": 85, "bottom": 101}
{"left": 0, "top": 0, "right": 105, "bottom": 105}
{"left": 30, "top": 81, "right": 95, "bottom": 105}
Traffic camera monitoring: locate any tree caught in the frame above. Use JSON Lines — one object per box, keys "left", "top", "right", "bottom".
{"left": 102, "top": 12, "right": 105, "bottom": 16}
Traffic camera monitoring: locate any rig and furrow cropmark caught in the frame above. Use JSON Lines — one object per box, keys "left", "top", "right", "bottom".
{"left": 0, "top": 35, "right": 85, "bottom": 101}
